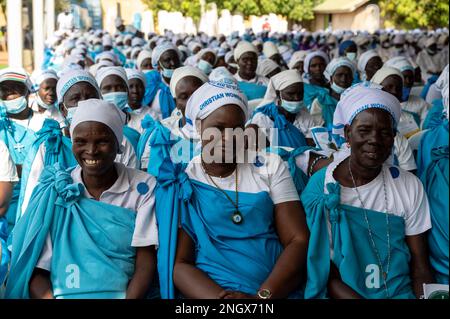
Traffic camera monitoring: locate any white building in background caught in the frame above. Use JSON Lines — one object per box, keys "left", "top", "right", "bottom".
{"left": 250, "top": 13, "right": 288, "bottom": 34}
{"left": 198, "top": 3, "right": 218, "bottom": 36}
{"left": 231, "top": 14, "right": 245, "bottom": 36}
{"left": 217, "top": 10, "right": 233, "bottom": 36}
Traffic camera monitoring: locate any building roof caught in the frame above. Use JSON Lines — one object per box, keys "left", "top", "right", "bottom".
{"left": 313, "top": 0, "right": 370, "bottom": 14}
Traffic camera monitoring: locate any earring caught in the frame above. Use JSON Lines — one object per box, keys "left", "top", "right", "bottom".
{"left": 346, "top": 142, "right": 350, "bottom": 148}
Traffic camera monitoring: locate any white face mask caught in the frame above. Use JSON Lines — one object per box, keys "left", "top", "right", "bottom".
{"left": 280, "top": 99, "right": 305, "bottom": 114}
{"left": 346, "top": 52, "right": 356, "bottom": 61}
{"left": 197, "top": 59, "right": 213, "bottom": 75}
{"left": 36, "top": 94, "right": 55, "bottom": 110}
{"left": 330, "top": 82, "right": 346, "bottom": 94}
{"left": 1, "top": 96, "right": 28, "bottom": 114}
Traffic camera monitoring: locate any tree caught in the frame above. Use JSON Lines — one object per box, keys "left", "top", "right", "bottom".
{"left": 212, "top": 0, "right": 318, "bottom": 22}
{"left": 378, "top": 0, "right": 449, "bottom": 29}
{"left": 142, "top": 0, "right": 202, "bottom": 23}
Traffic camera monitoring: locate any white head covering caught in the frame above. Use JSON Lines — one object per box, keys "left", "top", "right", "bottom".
{"left": 233, "top": 41, "right": 258, "bottom": 62}
{"left": 185, "top": 81, "right": 248, "bottom": 137}
{"left": 332, "top": 82, "right": 401, "bottom": 138}
{"left": 95, "top": 66, "right": 129, "bottom": 90}
{"left": 303, "top": 50, "right": 330, "bottom": 76}
{"left": 257, "top": 59, "right": 280, "bottom": 77}
{"left": 70, "top": 99, "right": 126, "bottom": 150}
{"left": 56, "top": 69, "right": 100, "bottom": 103}
{"left": 102, "top": 35, "right": 113, "bottom": 47}
{"left": 393, "top": 33, "right": 406, "bottom": 45}
{"left": 385, "top": 57, "right": 415, "bottom": 73}
{"left": 258, "top": 70, "right": 302, "bottom": 108}
{"left": 169, "top": 66, "right": 208, "bottom": 98}
{"left": 371, "top": 66, "right": 404, "bottom": 85}
{"left": 94, "top": 51, "right": 117, "bottom": 64}
{"left": 263, "top": 41, "right": 279, "bottom": 58}
{"left": 30, "top": 69, "right": 59, "bottom": 92}
{"left": 125, "top": 68, "right": 146, "bottom": 87}
{"left": 288, "top": 50, "right": 308, "bottom": 70}
{"left": 425, "top": 36, "right": 437, "bottom": 47}
{"left": 324, "top": 57, "right": 355, "bottom": 82}
{"left": 115, "top": 17, "right": 124, "bottom": 28}
{"left": 196, "top": 48, "right": 217, "bottom": 64}
{"left": 357, "top": 50, "right": 380, "bottom": 73}
{"left": 151, "top": 41, "right": 181, "bottom": 69}
{"left": 209, "top": 67, "right": 238, "bottom": 85}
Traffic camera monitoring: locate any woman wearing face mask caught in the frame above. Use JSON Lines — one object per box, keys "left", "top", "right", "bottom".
{"left": 96, "top": 66, "right": 140, "bottom": 168}
{"left": 173, "top": 82, "right": 309, "bottom": 299}
{"left": 141, "top": 42, "right": 182, "bottom": 121}
{"left": 136, "top": 50, "right": 153, "bottom": 73}
{"left": 338, "top": 40, "right": 361, "bottom": 84}
{"left": 195, "top": 49, "right": 217, "bottom": 76}
{"left": 6, "top": 99, "right": 159, "bottom": 299}
{"left": 386, "top": 57, "right": 431, "bottom": 127}
{"left": 29, "top": 70, "right": 64, "bottom": 126}
{"left": 250, "top": 70, "right": 314, "bottom": 148}
{"left": 138, "top": 66, "right": 208, "bottom": 172}
{"left": 368, "top": 67, "right": 418, "bottom": 174}
{"left": 309, "top": 57, "right": 355, "bottom": 129}
{"left": 303, "top": 84, "right": 434, "bottom": 299}
{"left": 357, "top": 50, "right": 383, "bottom": 82}
{"left": 0, "top": 68, "right": 46, "bottom": 232}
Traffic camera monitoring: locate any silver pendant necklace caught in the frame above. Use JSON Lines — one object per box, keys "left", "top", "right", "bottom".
{"left": 348, "top": 157, "right": 391, "bottom": 298}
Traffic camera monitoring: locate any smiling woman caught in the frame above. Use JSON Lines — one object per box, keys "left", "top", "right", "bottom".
{"left": 6, "top": 99, "right": 159, "bottom": 299}
{"left": 302, "top": 84, "right": 434, "bottom": 299}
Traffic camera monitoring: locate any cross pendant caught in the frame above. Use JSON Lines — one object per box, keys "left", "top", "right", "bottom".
{"left": 14, "top": 143, "right": 25, "bottom": 153}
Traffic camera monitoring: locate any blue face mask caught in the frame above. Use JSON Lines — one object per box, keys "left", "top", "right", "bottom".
{"left": 346, "top": 52, "right": 356, "bottom": 61}
{"left": 331, "top": 82, "right": 346, "bottom": 94}
{"left": 402, "top": 86, "right": 411, "bottom": 102}
{"left": 142, "top": 69, "right": 153, "bottom": 74}
{"left": 93, "top": 44, "right": 103, "bottom": 53}
{"left": 1, "top": 96, "right": 28, "bottom": 114}
{"left": 197, "top": 59, "right": 213, "bottom": 75}
{"left": 161, "top": 67, "right": 174, "bottom": 79}
{"left": 65, "top": 106, "right": 77, "bottom": 125}
{"left": 36, "top": 94, "right": 55, "bottom": 110}
{"left": 103, "top": 91, "right": 130, "bottom": 112}
{"left": 280, "top": 99, "right": 305, "bottom": 114}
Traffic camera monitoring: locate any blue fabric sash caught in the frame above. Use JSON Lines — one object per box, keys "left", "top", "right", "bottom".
{"left": 423, "top": 99, "right": 444, "bottom": 130}
{"left": 254, "top": 103, "right": 307, "bottom": 148}
{"left": 181, "top": 180, "right": 285, "bottom": 296}
{"left": 5, "top": 164, "right": 136, "bottom": 299}
{"left": 237, "top": 81, "right": 267, "bottom": 101}
{"left": 314, "top": 89, "right": 338, "bottom": 128}
{"left": 423, "top": 146, "right": 449, "bottom": 284}
{"left": 301, "top": 168, "right": 415, "bottom": 299}
{"left": 417, "top": 120, "right": 449, "bottom": 177}
{"left": 146, "top": 121, "right": 195, "bottom": 298}
{"left": 304, "top": 83, "right": 328, "bottom": 109}
{"left": 136, "top": 114, "right": 157, "bottom": 165}
{"left": 420, "top": 74, "right": 439, "bottom": 100}
{"left": 16, "top": 119, "right": 76, "bottom": 224}
{"left": 123, "top": 125, "right": 141, "bottom": 154}
{"left": 143, "top": 70, "right": 175, "bottom": 119}
{"left": 0, "top": 111, "right": 39, "bottom": 232}
{"left": 0, "top": 217, "right": 9, "bottom": 286}
{"left": 266, "top": 146, "right": 313, "bottom": 195}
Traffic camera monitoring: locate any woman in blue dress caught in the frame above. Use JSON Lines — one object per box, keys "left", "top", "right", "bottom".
{"left": 173, "top": 81, "right": 310, "bottom": 299}
{"left": 302, "top": 84, "right": 434, "bottom": 299}
{"left": 6, "top": 99, "right": 159, "bottom": 299}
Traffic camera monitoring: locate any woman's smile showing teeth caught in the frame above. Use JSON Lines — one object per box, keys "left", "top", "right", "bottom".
{"left": 84, "top": 159, "right": 100, "bottom": 165}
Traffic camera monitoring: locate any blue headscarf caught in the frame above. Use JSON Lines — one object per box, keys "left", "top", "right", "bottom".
{"left": 339, "top": 40, "right": 356, "bottom": 56}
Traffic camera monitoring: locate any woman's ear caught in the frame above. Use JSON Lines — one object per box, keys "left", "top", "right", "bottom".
{"left": 344, "top": 124, "right": 351, "bottom": 144}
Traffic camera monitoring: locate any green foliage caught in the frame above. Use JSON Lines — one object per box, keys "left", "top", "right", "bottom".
{"left": 142, "top": 0, "right": 202, "bottom": 23}
{"left": 213, "top": 0, "right": 318, "bottom": 21}
{"left": 378, "top": 0, "right": 449, "bottom": 29}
